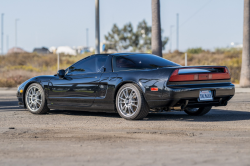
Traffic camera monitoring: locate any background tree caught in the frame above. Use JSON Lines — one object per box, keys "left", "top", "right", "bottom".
{"left": 104, "top": 24, "right": 122, "bottom": 51}
{"left": 104, "top": 20, "right": 168, "bottom": 52}
{"left": 151, "top": 0, "right": 162, "bottom": 57}
{"left": 240, "top": 0, "right": 250, "bottom": 87}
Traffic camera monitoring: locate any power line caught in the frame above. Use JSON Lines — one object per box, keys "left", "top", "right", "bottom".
{"left": 168, "top": 0, "right": 213, "bottom": 51}
{"left": 1, "top": 13, "right": 4, "bottom": 55}
{"left": 176, "top": 13, "right": 179, "bottom": 50}
{"left": 180, "top": 0, "right": 213, "bottom": 28}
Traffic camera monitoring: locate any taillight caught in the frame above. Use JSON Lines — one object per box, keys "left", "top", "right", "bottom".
{"left": 171, "top": 69, "right": 179, "bottom": 76}
{"left": 169, "top": 67, "right": 231, "bottom": 82}
{"left": 151, "top": 87, "right": 158, "bottom": 91}
{"left": 224, "top": 67, "right": 229, "bottom": 73}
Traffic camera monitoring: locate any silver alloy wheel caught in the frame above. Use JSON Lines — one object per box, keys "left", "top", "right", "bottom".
{"left": 26, "top": 86, "right": 42, "bottom": 112}
{"left": 118, "top": 87, "right": 139, "bottom": 117}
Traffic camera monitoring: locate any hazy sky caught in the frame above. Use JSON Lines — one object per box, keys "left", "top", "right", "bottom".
{"left": 0, "top": 0, "right": 243, "bottom": 53}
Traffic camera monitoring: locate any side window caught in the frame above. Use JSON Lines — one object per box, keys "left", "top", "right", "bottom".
{"left": 116, "top": 57, "right": 136, "bottom": 68}
{"left": 96, "top": 55, "right": 108, "bottom": 72}
{"left": 68, "top": 55, "right": 107, "bottom": 75}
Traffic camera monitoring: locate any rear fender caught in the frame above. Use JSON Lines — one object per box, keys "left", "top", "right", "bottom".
{"left": 114, "top": 80, "right": 146, "bottom": 99}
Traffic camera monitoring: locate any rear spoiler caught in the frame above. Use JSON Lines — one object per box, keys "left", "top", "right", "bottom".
{"left": 169, "top": 66, "right": 230, "bottom": 82}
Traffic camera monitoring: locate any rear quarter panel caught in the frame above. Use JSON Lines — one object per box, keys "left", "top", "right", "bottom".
{"left": 112, "top": 68, "right": 175, "bottom": 105}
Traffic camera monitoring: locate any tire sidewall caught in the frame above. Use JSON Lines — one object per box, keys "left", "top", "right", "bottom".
{"left": 25, "top": 83, "right": 46, "bottom": 114}
{"left": 116, "top": 84, "right": 142, "bottom": 120}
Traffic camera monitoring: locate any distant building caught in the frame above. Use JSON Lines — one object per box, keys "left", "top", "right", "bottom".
{"left": 56, "top": 46, "right": 76, "bottom": 56}
{"left": 230, "top": 42, "right": 243, "bottom": 49}
{"left": 47, "top": 46, "right": 94, "bottom": 55}
{"left": 7, "top": 47, "right": 27, "bottom": 54}
{"left": 49, "top": 46, "right": 57, "bottom": 54}
{"left": 72, "top": 46, "right": 94, "bottom": 54}
{"left": 33, "top": 47, "right": 51, "bottom": 54}
{"left": 73, "top": 46, "right": 83, "bottom": 54}
{"left": 100, "top": 41, "right": 117, "bottom": 53}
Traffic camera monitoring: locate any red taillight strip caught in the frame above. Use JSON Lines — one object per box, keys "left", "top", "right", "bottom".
{"left": 169, "top": 67, "right": 231, "bottom": 82}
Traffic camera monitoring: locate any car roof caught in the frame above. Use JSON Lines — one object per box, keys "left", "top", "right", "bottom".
{"left": 92, "top": 53, "right": 156, "bottom": 57}
{"left": 110, "top": 52, "right": 153, "bottom": 56}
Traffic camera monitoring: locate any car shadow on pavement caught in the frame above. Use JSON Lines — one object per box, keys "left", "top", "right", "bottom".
{"left": 1, "top": 99, "right": 250, "bottom": 122}
{"left": 49, "top": 108, "right": 250, "bottom": 122}
{"left": 144, "top": 109, "right": 250, "bottom": 122}
{"left": 49, "top": 109, "right": 121, "bottom": 118}
{"left": 0, "top": 100, "right": 22, "bottom": 111}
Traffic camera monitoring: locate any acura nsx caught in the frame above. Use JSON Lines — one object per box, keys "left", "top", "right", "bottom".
{"left": 17, "top": 53, "right": 235, "bottom": 120}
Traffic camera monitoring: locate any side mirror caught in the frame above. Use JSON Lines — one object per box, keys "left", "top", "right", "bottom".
{"left": 57, "top": 69, "right": 65, "bottom": 79}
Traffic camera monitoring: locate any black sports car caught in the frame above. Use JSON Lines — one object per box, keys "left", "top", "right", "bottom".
{"left": 17, "top": 53, "right": 235, "bottom": 120}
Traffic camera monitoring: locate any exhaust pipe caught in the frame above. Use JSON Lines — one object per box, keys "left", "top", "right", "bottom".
{"left": 169, "top": 100, "right": 189, "bottom": 111}
{"left": 170, "top": 106, "right": 183, "bottom": 111}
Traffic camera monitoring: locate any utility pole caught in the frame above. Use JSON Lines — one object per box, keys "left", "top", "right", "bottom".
{"left": 176, "top": 13, "right": 179, "bottom": 51}
{"left": 151, "top": 0, "right": 162, "bottom": 57}
{"left": 6, "top": 35, "right": 8, "bottom": 53}
{"left": 15, "top": 19, "right": 19, "bottom": 51}
{"left": 1, "top": 13, "right": 4, "bottom": 55}
{"left": 57, "top": 53, "right": 60, "bottom": 70}
{"left": 86, "top": 28, "right": 88, "bottom": 47}
{"left": 240, "top": 0, "right": 250, "bottom": 87}
{"left": 95, "top": 0, "right": 100, "bottom": 54}
{"left": 185, "top": 52, "right": 187, "bottom": 66}
{"left": 170, "top": 25, "right": 174, "bottom": 52}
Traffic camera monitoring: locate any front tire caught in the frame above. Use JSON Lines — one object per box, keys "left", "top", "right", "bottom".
{"left": 25, "top": 83, "right": 50, "bottom": 114}
{"left": 184, "top": 106, "right": 212, "bottom": 116}
{"left": 116, "top": 83, "right": 149, "bottom": 120}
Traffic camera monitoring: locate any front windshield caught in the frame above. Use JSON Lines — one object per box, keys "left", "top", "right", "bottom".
{"left": 113, "top": 54, "right": 180, "bottom": 72}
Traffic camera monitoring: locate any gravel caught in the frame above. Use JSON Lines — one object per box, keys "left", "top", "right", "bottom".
{"left": 0, "top": 90, "right": 250, "bottom": 166}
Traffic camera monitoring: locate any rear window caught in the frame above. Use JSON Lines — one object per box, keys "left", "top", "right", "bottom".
{"left": 112, "top": 54, "right": 180, "bottom": 72}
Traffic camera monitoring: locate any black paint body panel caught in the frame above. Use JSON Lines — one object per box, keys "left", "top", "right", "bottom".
{"left": 17, "top": 53, "right": 235, "bottom": 112}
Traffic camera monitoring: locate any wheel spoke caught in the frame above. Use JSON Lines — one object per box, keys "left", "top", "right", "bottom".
{"left": 119, "top": 97, "right": 125, "bottom": 101}
{"left": 125, "top": 88, "right": 129, "bottom": 97}
{"left": 129, "top": 106, "right": 134, "bottom": 113}
{"left": 30, "top": 103, "right": 34, "bottom": 109}
{"left": 131, "top": 103, "right": 138, "bottom": 107}
{"left": 31, "top": 88, "right": 35, "bottom": 95}
{"left": 129, "top": 90, "right": 134, "bottom": 99}
{"left": 132, "top": 93, "right": 136, "bottom": 98}
{"left": 36, "top": 91, "right": 41, "bottom": 97}
{"left": 125, "top": 106, "right": 128, "bottom": 113}
{"left": 37, "top": 100, "right": 41, "bottom": 105}
{"left": 34, "top": 102, "right": 38, "bottom": 110}
{"left": 121, "top": 105, "right": 126, "bottom": 111}
{"left": 128, "top": 106, "right": 131, "bottom": 114}
{"left": 122, "top": 91, "right": 126, "bottom": 98}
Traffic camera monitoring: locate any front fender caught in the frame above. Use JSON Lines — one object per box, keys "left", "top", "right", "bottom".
{"left": 17, "top": 75, "right": 54, "bottom": 108}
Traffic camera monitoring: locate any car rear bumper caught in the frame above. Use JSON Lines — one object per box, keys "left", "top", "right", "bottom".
{"left": 147, "top": 83, "right": 235, "bottom": 108}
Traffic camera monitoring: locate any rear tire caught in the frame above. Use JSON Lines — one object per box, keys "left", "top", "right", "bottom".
{"left": 184, "top": 106, "right": 212, "bottom": 116}
{"left": 116, "top": 83, "right": 149, "bottom": 120}
{"left": 25, "top": 83, "right": 50, "bottom": 114}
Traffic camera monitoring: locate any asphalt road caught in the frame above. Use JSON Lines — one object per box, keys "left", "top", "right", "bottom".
{"left": 0, "top": 89, "right": 250, "bottom": 166}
